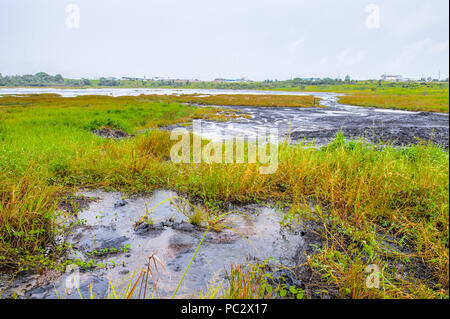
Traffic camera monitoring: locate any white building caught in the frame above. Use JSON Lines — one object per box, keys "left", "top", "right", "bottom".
{"left": 380, "top": 74, "right": 403, "bottom": 82}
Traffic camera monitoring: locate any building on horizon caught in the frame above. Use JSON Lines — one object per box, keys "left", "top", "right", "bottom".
{"left": 380, "top": 74, "right": 403, "bottom": 82}
{"left": 213, "top": 77, "right": 252, "bottom": 83}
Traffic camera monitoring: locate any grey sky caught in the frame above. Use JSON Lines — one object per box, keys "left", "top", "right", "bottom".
{"left": 0, "top": 0, "right": 448, "bottom": 80}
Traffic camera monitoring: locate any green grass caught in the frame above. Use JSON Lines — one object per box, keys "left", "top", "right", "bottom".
{"left": 337, "top": 92, "right": 448, "bottom": 113}
{"left": 0, "top": 94, "right": 448, "bottom": 299}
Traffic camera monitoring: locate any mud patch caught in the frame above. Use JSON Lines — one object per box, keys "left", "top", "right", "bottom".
{"left": 92, "top": 127, "right": 134, "bottom": 139}
{"left": 181, "top": 99, "right": 448, "bottom": 148}
{"left": 291, "top": 125, "right": 449, "bottom": 149}
{"left": 0, "top": 190, "right": 324, "bottom": 299}
{"left": 57, "top": 195, "right": 98, "bottom": 214}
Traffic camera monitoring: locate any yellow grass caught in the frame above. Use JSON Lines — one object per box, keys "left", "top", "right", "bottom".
{"left": 338, "top": 93, "right": 449, "bottom": 113}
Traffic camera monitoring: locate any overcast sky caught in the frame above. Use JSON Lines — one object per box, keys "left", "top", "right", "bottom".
{"left": 0, "top": 0, "right": 448, "bottom": 80}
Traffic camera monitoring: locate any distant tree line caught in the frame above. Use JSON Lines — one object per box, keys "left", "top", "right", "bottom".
{"left": 0, "top": 72, "right": 349, "bottom": 89}
{"left": 0, "top": 72, "right": 93, "bottom": 87}
{"left": 139, "top": 77, "right": 349, "bottom": 90}
{"left": 98, "top": 77, "right": 121, "bottom": 86}
{"left": 65, "top": 78, "right": 92, "bottom": 86}
{"left": 0, "top": 72, "right": 65, "bottom": 86}
{"left": 1, "top": 72, "right": 448, "bottom": 89}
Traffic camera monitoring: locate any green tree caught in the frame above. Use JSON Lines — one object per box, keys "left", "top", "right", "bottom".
{"left": 54, "top": 74, "right": 64, "bottom": 83}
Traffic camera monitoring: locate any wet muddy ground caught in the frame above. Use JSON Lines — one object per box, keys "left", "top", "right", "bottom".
{"left": 0, "top": 190, "right": 324, "bottom": 299}
{"left": 179, "top": 95, "right": 449, "bottom": 148}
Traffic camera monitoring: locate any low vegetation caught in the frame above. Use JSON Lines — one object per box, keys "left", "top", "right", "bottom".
{"left": 147, "top": 94, "right": 320, "bottom": 108}
{"left": 0, "top": 72, "right": 66, "bottom": 87}
{"left": 0, "top": 94, "right": 448, "bottom": 299}
{"left": 338, "top": 92, "right": 449, "bottom": 113}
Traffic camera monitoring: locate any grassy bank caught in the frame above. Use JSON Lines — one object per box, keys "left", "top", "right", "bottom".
{"left": 0, "top": 94, "right": 448, "bottom": 298}
{"left": 148, "top": 93, "right": 320, "bottom": 108}
{"left": 337, "top": 92, "right": 449, "bottom": 113}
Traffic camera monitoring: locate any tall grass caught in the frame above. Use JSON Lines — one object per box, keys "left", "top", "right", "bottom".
{"left": 0, "top": 173, "right": 60, "bottom": 271}
{"left": 222, "top": 264, "right": 271, "bottom": 299}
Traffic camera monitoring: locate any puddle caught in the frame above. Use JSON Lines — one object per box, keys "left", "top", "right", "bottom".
{"left": 1, "top": 190, "right": 313, "bottom": 299}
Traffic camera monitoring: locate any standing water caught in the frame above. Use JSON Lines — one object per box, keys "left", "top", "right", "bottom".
{"left": 1, "top": 189, "right": 317, "bottom": 299}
